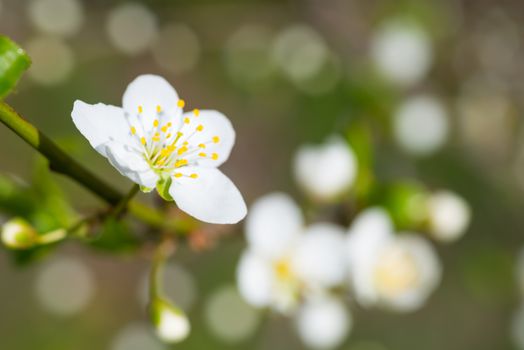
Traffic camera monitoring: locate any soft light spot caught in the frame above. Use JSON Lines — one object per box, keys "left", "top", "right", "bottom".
{"left": 111, "top": 323, "right": 163, "bottom": 350}
{"left": 26, "top": 36, "right": 75, "bottom": 86}
{"left": 28, "top": 0, "right": 84, "bottom": 38}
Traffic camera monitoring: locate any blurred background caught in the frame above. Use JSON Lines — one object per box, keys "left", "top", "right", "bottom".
{"left": 1, "top": 0, "right": 524, "bottom": 349}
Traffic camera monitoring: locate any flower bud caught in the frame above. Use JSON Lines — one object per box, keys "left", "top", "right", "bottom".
{"left": 1, "top": 218, "right": 39, "bottom": 249}
{"left": 149, "top": 298, "right": 190, "bottom": 343}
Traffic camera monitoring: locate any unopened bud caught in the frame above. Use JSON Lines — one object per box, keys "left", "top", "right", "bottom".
{"left": 1, "top": 218, "right": 38, "bottom": 249}
{"left": 150, "top": 298, "right": 190, "bottom": 343}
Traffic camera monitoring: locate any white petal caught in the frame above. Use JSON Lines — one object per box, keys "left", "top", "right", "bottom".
{"left": 122, "top": 75, "right": 180, "bottom": 133}
{"left": 236, "top": 251, "right": 273, "bottom": 308}
{"left": 346, "top": 208, "right": 394, "bottom": 307}
{"left": 296, "top": 296, "right": 351, "bottom": 349}
{"left": 180, "top": 110, "right": 235, "bottom": 167}
{"left": 294, "top": 137, "right": 357, "bottom": 201}
{"left": 292, "top": 223, "right": 347, "bottom": 289}
{"left": 71, "top": 100, "right": 131, "bottom": 157}
{"left": 168, "top": 167, "right": 246, "bottom": 224}
{"left": 103, "top": 141, "right": 159, "bottom": 189}
{"left": 245, "top": 192, "right": 303, "bottom": 259}
{"left": 427, "top": 190, "right": 471, "bottom": 242}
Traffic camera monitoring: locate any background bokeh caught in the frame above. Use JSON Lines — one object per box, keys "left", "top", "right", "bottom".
{"left": 1, "top": 0, "right": 524, "bottom": 349}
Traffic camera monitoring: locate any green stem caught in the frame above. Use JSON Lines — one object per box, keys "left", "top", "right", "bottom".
{"left": 0, "top": 101, "right": 192, "bottom": 234}
{"left": 112, "top": 184, "right": 139, "bottom": 218}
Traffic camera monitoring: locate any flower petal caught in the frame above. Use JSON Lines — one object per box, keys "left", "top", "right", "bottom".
{"left": 295, "top": 296, "right": 351, "bottom": 350}
{"left": 123, "top": 75, "right": 180, "bottom": 133}
{"left": 103, "top": 141, "right": 159, "bottom": 189}
{"left": 71, "top": 100, "right": 131, "bottom": 157}
{"left": 245, "top": 192, "right": 303, "bottom": 260}
{"left": 292, "top": 223, "right": 347, "bottom": 289}
{"left": 168, "top": 167, "right": 246, "bottom": 224}
{"left": 236, "top": 251, "right": 273, "bottom": 308}
{"left": 180, "top": 110, "right": 235, "bottom": 167}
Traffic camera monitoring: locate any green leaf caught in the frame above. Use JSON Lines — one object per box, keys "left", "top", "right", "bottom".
{"left": 88, "top": 217, "right": 139, "bottom": 253}
{"left": 156, "top": 175, "right": 174, "bottom": 201}
{"left": 0, "top": 36, "right": 31, "bottom": 99}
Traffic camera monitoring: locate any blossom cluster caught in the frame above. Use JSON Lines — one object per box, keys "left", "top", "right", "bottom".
{"left": 237, "top": 137, "right": 471, "bottom": 349}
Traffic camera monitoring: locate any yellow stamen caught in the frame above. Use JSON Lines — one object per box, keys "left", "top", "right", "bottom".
{"left": 184, "top": 117, "right": 190, "bottom": 124}
{"left": 138, "top": 105, "right": 143, "bottom": 114}
{"left": 198, "top": 143, "right": 206, "bottom": 149}
{"left": 156, "top": 105, "right": 162, "bottom": 113}
{"left": 161, "top": 126, "right": 168, "bottom": 133}
{"left": 212, "top": 136, "right": 220, "bottom": 143}
{"left": 153, "top": 119, "right": 159, "bottom": 127}
{"left": 166, "top": 133, "right": 172, "bottom": 138}
{"left": 175, "top": 159, "right": 188, "bottom": 167}
{"left": 193, "top": 109, "right": 200, "bottom": 116}
{"left": 130, "top": 127, "right": 136, "bottom": 135}
{"left": 177, "top": 146, "right": 188, "bottom": 155}
{"left": 198, "top": 152, "right": 207, "bottom": 157}
{"left": 211, "top": 153, "right": 219, "bottom": 160}
{"left": 140, "top": 137, "right": 146, "bottom": 145}
{"left": 190, "top": 173, "right": 198, "bottom": 179}
{"left": 177, "top": 99, "right": 185, "bottom": 108}
{"left": 196, "top": 124, "right": 204, "bottom": 132}
{"left": 174, "top": 173, "right": 183, "bottom": 178}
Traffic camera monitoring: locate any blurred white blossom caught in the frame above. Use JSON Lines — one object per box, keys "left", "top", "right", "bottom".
{"left": 295, "top": 296, "right": 351, "bottom": 349}
{"left": 393, "top": 95, "right": 449, "bottom": 157}
{"left": 426, "top": 190, "right": 471, "bottom": 242}
{"left": 512, "top": 303, "right": 524, "bottom": 350}
{"left": 237, "top": 193, "right": 346, "bottom": 313}
{"left": 152, "top": 24, "right": 200, "bottom": 75}
{"left": 111, "top": 323, "right": 164, "bottom": 350}
{"left": 346, "top": 208, "right": 442, "bottom": 312}
{"left": 371, "top": 20, "right": 432, "bottom": 87}
{"left": 106, "top": 3, "right": 158, "bottom": 55}
{"left": 294, "top": 137, "right": 357, "bottom": 201}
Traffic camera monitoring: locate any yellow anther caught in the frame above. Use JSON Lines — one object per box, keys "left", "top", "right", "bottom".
{"left": 190, "top": 173, "right": 198, "bottom": 179}
{"left": 211, "top": 153, "right": 219, "bottom": 160}
{"left": 138, "top": 105, "right": 143, "bottom": 114}
{"left": 156, "top": 159, "right": 165, "bottom": 166}
{"left": 212, "top": 136, "right": 220, "bottom": 143}
{"left": 175, "top": 159, "right": 188, "bottom": 167}
{"left": 156, "top": 105, "right": 162, "bottom": 113}
{"left": 140, "top": 137, "right": 146, "bottom": 145}
{"left": 196, "top": 124, "right": 204, "bottom": 132}
{"left": 198, "top": 143, "right": 206, "bottom": 149}
{"left": 184, "top": 117, "right": 190, "bottom": 124}
{"left": 183, "top": 141, "right": 188, "bottom": 146}
{"left": 130, "top": 127, "right": 136, "bottom": 135}
{"left": 153, "top": 119, "right": 159, "bottom": 127}
{"left": 166, "top": 133, "right": 172, "bottom": 139}
{"left": 198, "top": 152, "right": 207, "bottom": 157}
{"left": 152, "top": 137, "right": 160, "bottom": 142}
{"left": 177, "top": 99, "right": 185, "bottom": 108}
{"left": 177, "top": 131, "right": 183, "bottom": 137}
{"left": 167, "top": 122, "right": 172, "bottom": 127}
{"left": 193, "top": 109, "right": 200, "bottom": 116}
{"left": 174, "top": 173, "right": 183, "bottom": 178}
{"left": 177, "top": 146, "right": 188, "bottom": 155}
{"left": 161, "top": 125, "right": 168, "bottom": 133}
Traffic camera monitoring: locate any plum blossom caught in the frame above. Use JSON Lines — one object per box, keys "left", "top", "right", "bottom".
{"left": 346, "top": 208, "right": 442, "bottom": 312}
{"left": 71, "top": 74, "right": 246, "bottom": 224}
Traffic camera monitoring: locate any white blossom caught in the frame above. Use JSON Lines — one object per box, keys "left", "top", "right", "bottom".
{"left": 346, "top": 208, "right": 442, "bottom": 312}
{"left": 427, "top": 190, "right": 471, "bottom": 242}
{"left": 71, "top": 74, "right": 246, "bottom": 224}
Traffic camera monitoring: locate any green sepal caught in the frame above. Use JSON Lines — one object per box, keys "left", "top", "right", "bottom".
{"left": 156, "top": 175, "right": 174, "bottom": 201}
{"left": 0, "top": 36, "right": 31, "bottom": 99}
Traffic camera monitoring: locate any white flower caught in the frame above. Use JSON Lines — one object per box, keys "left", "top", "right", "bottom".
{"left": 371, "top": 20, "right": 432, "bottom": 87}
{"left": 426, "top": 190, "right": 471, "bottom": 242}
{"left": 237, "top": 193, "right": 346, "bottom": 313}
{"left": 295, "top": 296, "right": 351, "bottom": 349}
{"left": 71, "top": 74, "right": 247, "bottom": 224}
{"left": 346, "top": 208, "right": 442, "bottom": 312}
{"left": 294, "top": 137, "right": 357, "bottom": 201}
{"left": 393, "top": 95, "right": 449, "bottom": 157}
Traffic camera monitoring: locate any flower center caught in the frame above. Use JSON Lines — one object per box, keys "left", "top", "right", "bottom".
{"left": 374, "top": 246, "right": 419, "bottom": 298}
{"left": 127, "top": 101, "right": 221, "bottom": 179}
